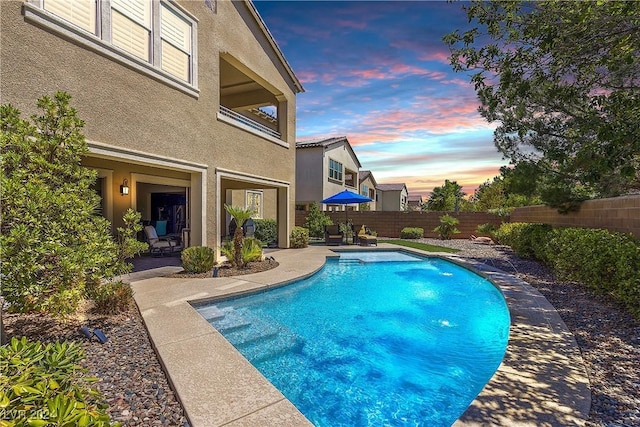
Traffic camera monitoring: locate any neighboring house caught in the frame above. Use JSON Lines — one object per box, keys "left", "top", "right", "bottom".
{"left": 1, "top": 0, "right": 303, "bottom": 252}
{"left": 376, "top": 183, "right": 409, "bottom": 211}
{"left": 295, "top": 136, "right": 362, "bottom": 211}
{"left": 407, "top": 194, "right": 424, "bottom": 211}
{"left": 358, "top": 170, "right": 378, "bottom": 211}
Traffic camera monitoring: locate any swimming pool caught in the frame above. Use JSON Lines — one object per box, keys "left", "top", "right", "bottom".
{"left": 196, "top": 251, "right": 510, "bottom": 426}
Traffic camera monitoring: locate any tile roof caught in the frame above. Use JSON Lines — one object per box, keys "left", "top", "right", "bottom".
{"left": 377, "top": 183, "right": 407, "bottom": 191}
{"left": 296, "top": 136, "right": 348, "bottom": 148}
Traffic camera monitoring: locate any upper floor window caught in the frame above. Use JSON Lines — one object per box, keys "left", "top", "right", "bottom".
{"left": 361, "top": 184, "right": 368, "bottom": 196}
{"left": 329, "top": 159, "right": 343, "bottom": 182}
{"left": 33, "top": 0, "right": 197, "bottom": 89}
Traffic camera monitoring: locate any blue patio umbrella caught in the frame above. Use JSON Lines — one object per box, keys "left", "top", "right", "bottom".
{"left": 322, "top": 189, "right": 372, "bottom": 225}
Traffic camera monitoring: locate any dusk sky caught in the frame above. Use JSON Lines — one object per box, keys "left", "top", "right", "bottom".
{"left": 253, "top": 0, "right": 508, "bottom": 198}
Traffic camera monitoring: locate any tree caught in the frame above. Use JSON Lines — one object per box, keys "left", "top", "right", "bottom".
{"left": 444, "top": 0, "right": 640, "bottom": 210}
{"left": 224, "top": 204, "right": 254, "bottom": 269}
{"left": 304, "top": 202, "right": 333, "bottom": 238}
{"left": 1, "top": 92, "right": 118, "bottom": 317}
{"left": 426, "top": 180, "right": 465, "bottom": 212}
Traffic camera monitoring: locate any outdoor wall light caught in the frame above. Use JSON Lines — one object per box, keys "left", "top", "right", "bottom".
{"left": 120, "top": 179, "right": 129, "bottom": 196}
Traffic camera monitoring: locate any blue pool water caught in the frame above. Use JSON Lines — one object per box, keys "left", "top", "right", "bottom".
{"left": 196, "top": 251, "right": 510, "bottom": 426}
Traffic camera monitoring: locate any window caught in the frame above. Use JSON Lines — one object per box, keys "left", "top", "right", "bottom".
{"left": 28, "top": 0, "right": 197, "bottom": 91}
{"left": 111, "top": 0, "right": 151, "bottom": 61}
{"left": 246, "top": 190, "right": 263, "bottom": 219}
{"left": 43, "top": 0, "right": 96, "bottom": 33}
{"left": 361, "top": 185, "right": 368, "bottom": 196}
{"left": 329, "top": 159, "right": 343, "bottom": 182}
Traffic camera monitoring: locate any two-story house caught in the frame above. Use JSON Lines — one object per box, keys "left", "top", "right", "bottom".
{"left": 407, "top": 194, "right": 424, "bottom": 211}
{"left": 295, "top": 136, "right": 362, "bottom": 211}
{"left": 1, "top": 0, "right": 303, "bottom": 251}
{"left": 358, "top": 170, "right": 377, "bottom": 211}
{"left": 376, "top": 183, "right": 409, "bottom": 211}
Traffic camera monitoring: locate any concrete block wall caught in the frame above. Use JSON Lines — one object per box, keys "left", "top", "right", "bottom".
{"left": 295, "top": 211, "right": 503, "bottom": 239}
{"left": 511, "top": 195, "right": 640, "bottom": 238}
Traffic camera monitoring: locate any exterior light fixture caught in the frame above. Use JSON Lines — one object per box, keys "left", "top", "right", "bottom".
{"left": 120, "top": 179, "right": 129, "bottom": 195}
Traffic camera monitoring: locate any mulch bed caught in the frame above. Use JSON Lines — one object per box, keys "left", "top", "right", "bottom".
{"left": 169, "top": 259, "right": 279, "bottom": 278}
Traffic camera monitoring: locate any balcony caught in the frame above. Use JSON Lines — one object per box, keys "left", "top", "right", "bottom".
{"left": 219, "top": 54, "right": 287, "bottom": 145}
{"left": 219, "top": 106, "right": 281, "bottom": 139}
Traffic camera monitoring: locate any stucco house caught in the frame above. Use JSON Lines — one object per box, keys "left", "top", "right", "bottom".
{"left": 376, "top": 183, "right": 409, "bottom": 211}
{"left": 358, "top": 170, "right": 377, "bottom": 211}
{"left": 295, "top": 136, "right": 363, "bottom": 211}
{"left": 407, "top": 194, "right": 424, "bottom": 211}
{"left": 1, "top": 0, "right": 303, "bottom": 253}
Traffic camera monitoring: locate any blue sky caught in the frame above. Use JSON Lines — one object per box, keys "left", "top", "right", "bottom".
{"left": 253, "top": 0, "right": 509, "bottom": 198}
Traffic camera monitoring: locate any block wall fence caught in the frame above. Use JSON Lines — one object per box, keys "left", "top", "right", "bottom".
{"left": 294, "top": 211, "right": 503, "bottom": 239}
{"left": 294, "top": 195, "right": 640, "bottom": 239}
{"left": 510, "top": 195, "right": 640, "bottom": 238}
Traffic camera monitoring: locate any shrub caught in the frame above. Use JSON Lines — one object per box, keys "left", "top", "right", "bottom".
{"left": 181, "top": 246, "right": 215, "bottom": 273}
{"left": 493, "top": 222, "right": 553, "bottom": 260}
{"left": 254, "top": 219, "right": 277, "bottom": 245}
{"left": 549, "top": 228, "right": 640, "bottom": 315}
{"left": 88, "top": 281, "right": 134, "bottom": 314}
{"left": 290, "top": 226, "right": 309, "bottom": 248}
{"left": 476, "top": 222, "right": 497, "bottom": 235}
{"left": 434, "top": 215, "right": 460, "bottom": 240}
{"left": 1, "top": 92, "right": 119, "bottom": 317}
{"left": 400, "top": 227, "right": 424, "bottom": 239}
{"left": 242, "top": 238, "right": 263, "bottom": 264}
{"left": 304, "top": 203, "right": 333, "bottom": 238}
{"left": 0, "top": 337, "right": 118, "bottom": 426}
{"left": 496, "top": 223, "right": 640, "bottom": 318}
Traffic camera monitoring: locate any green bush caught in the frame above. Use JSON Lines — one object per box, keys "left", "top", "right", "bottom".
{"left": 1, "top": 92, "right": 120, "bottom": 317}
{"left": 400, "top": 227, "right": 424, "bottom": 239}
{"left": 304, "top": 203, "right": 333, "bottom": 238}
{"left": 549, "top": 228, "right": 640, "bottom": 314}
{"left": 0, "top": 337, "right": 119, "bottom": 427}
{"left": 434, "top": 215, "right": 460, "bottom": 240}
{"left": 476, "top": 222, "right": 497, "bottom": 235}
{"left": 242, "top": 238, "right": 263, "bottom": 264}
{"left": 496, "top": 223, "right": 640, "bottom": 318}
{"left": 88, "top": 280, "right": 134, "bottom": 314}
{"left": 290, "top": 226, "right": 309, "bottom": 248}
{"left": 254, "top": 219, "right": 277, "bottom": 245}
{"left": 493, "top": 222, "right": 554, "bottom": 260}
{"left": 181, "top": 246, "right": 215, "bottom": 273}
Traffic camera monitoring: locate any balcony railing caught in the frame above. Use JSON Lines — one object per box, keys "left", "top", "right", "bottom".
{"left": 219, "top": 105, "right": 281, "bottom": 139}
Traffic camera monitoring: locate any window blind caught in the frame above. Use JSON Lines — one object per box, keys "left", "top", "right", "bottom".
{"left": 111, "top": 0, "right": 151, "bottom": 60}
{"left": 43, "top": 0, "right": 96, "bottom": 33}
{"left": 161, "top": 4, "right": 191, "bottom": 81}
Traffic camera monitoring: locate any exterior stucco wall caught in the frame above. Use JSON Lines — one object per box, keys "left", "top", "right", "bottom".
{"left": 1, "top": 0, "right": 297, "bottom": 248}
{"left": 323, "top": 143, "right": 360, "bottom": 198}
{"left": 359, "top": 176, "right": 377, "bottom": 211}
{"left": 295, "top": 146, "right": 324, "bottom": 205}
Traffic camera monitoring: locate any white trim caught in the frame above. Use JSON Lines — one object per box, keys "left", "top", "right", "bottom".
{"left": 217, "top": 112, "right": 290, "bottom": 148}
{"left": 87, "top": 140, "right": 207, "bottom": 171}
{"left": 23, "top": 1, "right": 199, "bottom": 98}
{"left": 85, "top": 140, "right": 207, "bottom": 247}
{"left": 215, "top": 167, "right": 290, "bottom": 188}
{"left": 215, "top": 168, "right": 290, "bottom": 251}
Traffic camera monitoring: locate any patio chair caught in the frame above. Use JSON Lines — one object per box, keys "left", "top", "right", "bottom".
{"left": 144, "top": 225, "right": 181, "bottom": 256}
{"left": 352, "top": 224, "right": 365, "bottom": 245}
{"left": 324, "top": 224, "right": 344, "bottom": 246}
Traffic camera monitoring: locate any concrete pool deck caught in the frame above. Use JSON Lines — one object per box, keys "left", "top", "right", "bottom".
{"left": 129, "top": 244, "right": 590, "bottom": 426}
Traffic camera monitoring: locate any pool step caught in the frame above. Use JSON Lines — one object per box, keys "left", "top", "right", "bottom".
{"left": 239, "top": 330, "right": 305, "bottom": 363}
{"left": 203, "top": 307, "right": 305, "bottom": 363}
{"left": 209, "top": 309, "right": 252, "bottom": 333}
{"left": 224, "top": 319, "right": 280, "bottom": 346}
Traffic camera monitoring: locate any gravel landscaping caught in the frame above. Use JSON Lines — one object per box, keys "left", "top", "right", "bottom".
{"left": 5, "top": 239, "right": 640, "bottom": 426}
